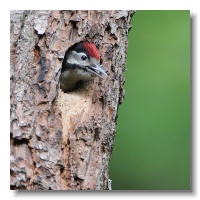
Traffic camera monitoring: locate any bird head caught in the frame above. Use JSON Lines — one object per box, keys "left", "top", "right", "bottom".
{"left": 63, "top": 41, "right": 107, "bottom": 79}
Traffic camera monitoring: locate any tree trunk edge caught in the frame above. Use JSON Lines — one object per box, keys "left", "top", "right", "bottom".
{"left": 10, "top": 10, "right": 135, "bottom": 190}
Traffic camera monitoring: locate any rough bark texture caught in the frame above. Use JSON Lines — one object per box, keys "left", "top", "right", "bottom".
{"left": 10, "top": 10, "right": 134, "bottom": 190}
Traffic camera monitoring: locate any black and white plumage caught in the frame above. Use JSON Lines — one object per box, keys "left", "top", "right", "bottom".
{"left": 59, "top": 41, "right": 107, "bottom": 92}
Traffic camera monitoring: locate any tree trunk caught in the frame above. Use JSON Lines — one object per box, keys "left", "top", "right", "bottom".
{"left": 10, "top": 10, "right": 134, "bottom": 190}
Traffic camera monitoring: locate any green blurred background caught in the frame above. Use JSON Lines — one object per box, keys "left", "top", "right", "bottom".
{"left": 109, "top": 10, "right": 190, "bottom": 190}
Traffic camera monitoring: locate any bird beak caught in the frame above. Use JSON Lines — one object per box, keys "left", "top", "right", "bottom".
{"left": 88, "top": 65, "right": 107, "bottom": 79}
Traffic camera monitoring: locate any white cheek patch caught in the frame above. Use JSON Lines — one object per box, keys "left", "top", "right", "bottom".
{"left": 67, "top": 51, "right": 80, "bottom": 64}
{"left": 67, "top": 51, "right": 90, "bottom": 66}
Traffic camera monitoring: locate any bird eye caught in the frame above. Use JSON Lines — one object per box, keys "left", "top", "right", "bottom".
{"left": 81, "top": 55, "right": 87, "bottom": 60}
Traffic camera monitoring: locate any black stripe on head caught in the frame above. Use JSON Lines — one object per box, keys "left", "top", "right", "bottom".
{"left": 69, "top": 42, "right": 91, "bottom": 59}
{"left": 74, "top": 42, "right": 87, "bottom": 53}
{"left": 68, "top": 42, "right": 86, "bottom": 54}
{"left": 61, "top": 62, "right": 89, "bottom": 73}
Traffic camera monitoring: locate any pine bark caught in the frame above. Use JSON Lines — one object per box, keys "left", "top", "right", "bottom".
{"left": 10, "top": 10, "right": 134, "bottom": 190}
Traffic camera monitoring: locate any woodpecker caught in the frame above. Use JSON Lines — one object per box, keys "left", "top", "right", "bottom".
{"left": 59, "top": 41, "right": 107, "bottom": 92}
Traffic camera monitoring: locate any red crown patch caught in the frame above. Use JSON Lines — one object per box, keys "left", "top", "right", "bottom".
{"left": 83, "top": 42, "right": 100, "bottom": 60}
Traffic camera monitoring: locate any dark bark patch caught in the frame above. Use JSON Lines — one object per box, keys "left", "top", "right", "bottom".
{"left": 38, "top": 56, "right": 47, "bottom": 82}
{"left": 94, "top": 128, "right": 99, "bottom": 141}
{"left": 13, "top": 138, "right": 29, "bottom": 146}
